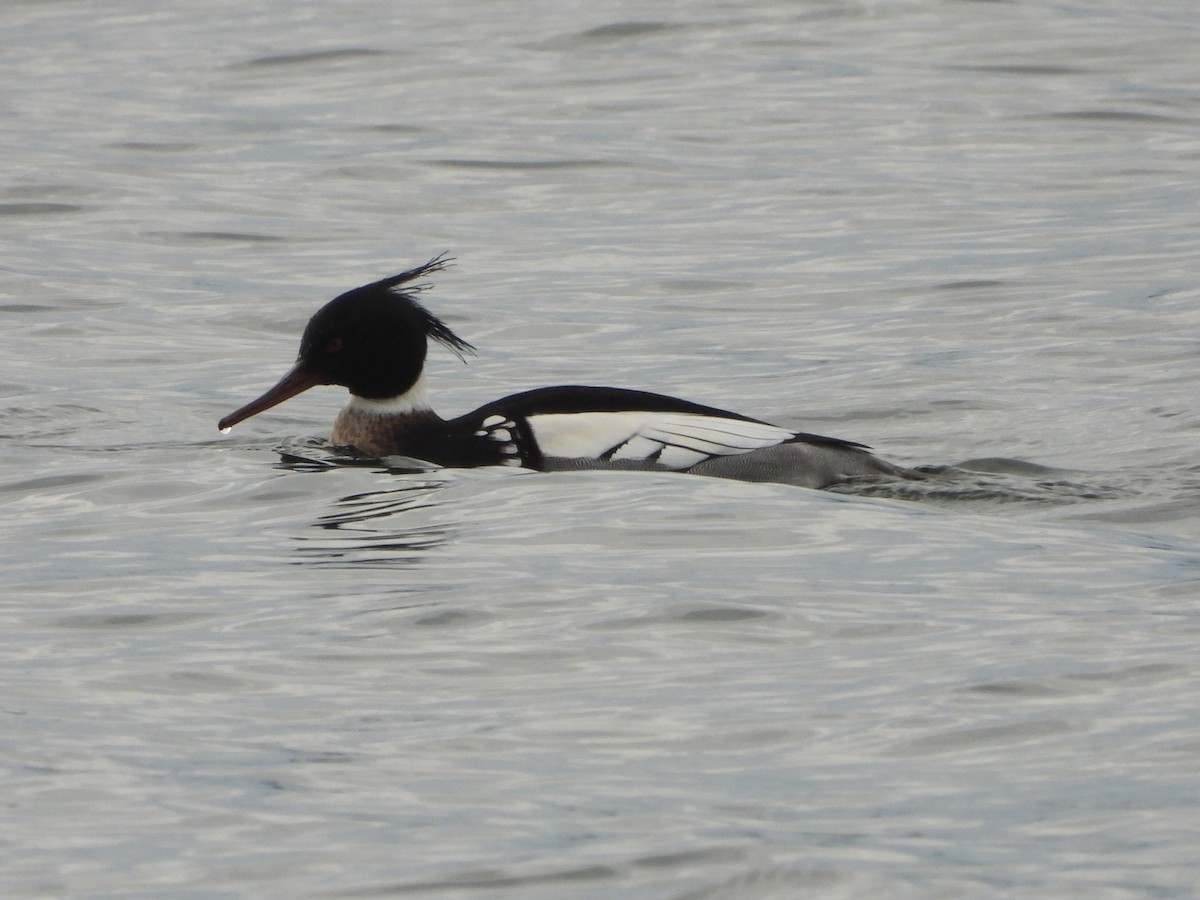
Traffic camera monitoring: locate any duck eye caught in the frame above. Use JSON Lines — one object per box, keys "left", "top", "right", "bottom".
{"left": 324, "top": 337, "right": 345, "bottom": 354}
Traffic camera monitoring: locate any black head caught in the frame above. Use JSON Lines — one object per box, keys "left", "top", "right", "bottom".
{"left": 218, "top": 256, "right": 475, "bottom": 432}
{"left": 299, "top": 255, "right": 475, "bottom": 399}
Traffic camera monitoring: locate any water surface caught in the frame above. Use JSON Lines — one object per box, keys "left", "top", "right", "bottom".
{"left": 3, "top": 0, "right": 1200, "bottom": 896}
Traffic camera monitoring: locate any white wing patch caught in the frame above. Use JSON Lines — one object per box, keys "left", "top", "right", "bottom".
{"left": 527, "top": 412, "right": 794, "bottom": 470}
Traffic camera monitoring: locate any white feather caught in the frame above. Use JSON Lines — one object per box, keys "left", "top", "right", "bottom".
{"left": 609, "top": 434, "right": 664, "bottom": 461}
{"left": 474, "top": 416, "right": 521, "bottom": 463}
{"left": 658, "top": 444, "right": 710, "bottom": 469}
{"left": 527, "top": 412, "right": 650, "bottom": 458}
{"left": 528, "top": 412, "right": 794, "bottom": 469}
{"left": 346, "top": 373, "right": 431, "bottom": 414}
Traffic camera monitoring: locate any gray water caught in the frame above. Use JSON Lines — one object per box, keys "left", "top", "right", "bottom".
{"left": 3, "top": 1, "right": 1200, "bottom": 897}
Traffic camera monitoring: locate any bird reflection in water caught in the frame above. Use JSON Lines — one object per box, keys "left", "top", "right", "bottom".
{"left": 279, "top": 452, "right": 453, "bottom": 567}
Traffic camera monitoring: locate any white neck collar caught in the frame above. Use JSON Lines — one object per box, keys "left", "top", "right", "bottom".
{"left": 346, "top": 372, "right": 431, "bottom": 415}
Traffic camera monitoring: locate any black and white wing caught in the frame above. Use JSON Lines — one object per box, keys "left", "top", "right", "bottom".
{"left": 455, "top": 385, "right": 914, "bottom": 487}
{"left": 523, "top": 410, "right": 797, "bottom": 470}
{"left": 470, "top": 413, "right": 526, "bottom": 466}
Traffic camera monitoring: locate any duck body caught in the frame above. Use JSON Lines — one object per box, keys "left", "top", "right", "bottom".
{"left": 219, "top": 258, "right": 921, "bottom": 490}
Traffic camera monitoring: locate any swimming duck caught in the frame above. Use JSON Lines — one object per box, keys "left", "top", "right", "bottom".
{"left": 218, "top": 257, "right": 920, "bottom": 489}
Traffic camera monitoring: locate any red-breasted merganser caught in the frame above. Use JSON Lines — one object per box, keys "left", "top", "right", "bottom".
{"left": 218, "top": 257, "right": 922, "bottom": 489}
